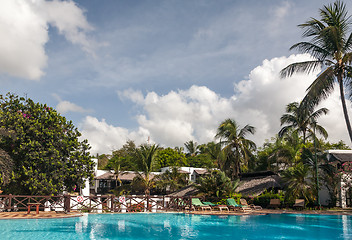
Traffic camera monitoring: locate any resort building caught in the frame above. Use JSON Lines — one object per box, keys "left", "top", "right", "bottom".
{"left": 326, "top": 150, "right": 352, "bottom": 208}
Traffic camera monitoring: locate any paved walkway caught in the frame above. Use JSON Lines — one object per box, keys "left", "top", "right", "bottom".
{"left": 1, "top": 208, "right": 352, "bottom": 219}
{"left": 0, "top": 211, "right": 82, "bottom": 219}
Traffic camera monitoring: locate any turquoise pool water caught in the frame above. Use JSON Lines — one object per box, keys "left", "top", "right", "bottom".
{"left": 0, "top": 213, "right": 351, "bottom": 239}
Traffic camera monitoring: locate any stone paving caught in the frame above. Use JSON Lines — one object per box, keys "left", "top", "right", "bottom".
{"left": 1, "top": 208, "right": 352, "bottom": 219}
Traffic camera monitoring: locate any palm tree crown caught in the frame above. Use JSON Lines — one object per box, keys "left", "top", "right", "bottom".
{"left": 215, "top": 118, "right": 256, "bottom": 179}
{"left": 279, "top": 101, "right": 329, "bottom": 143}
{"left": 281, "top": 0, "right": 352, "bottom": 143}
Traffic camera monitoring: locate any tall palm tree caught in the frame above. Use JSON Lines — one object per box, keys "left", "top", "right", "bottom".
{"left": 279, "top": 101, "right": 329, "bottom": 143}
{"left": 281, "top": 1, "right": 352, "bottom": 143}
{"left": 215, "top": 118, "right": 256, "bottom": 179}
{"left": 133, "top": 144, "right": 159, "bottom": 195}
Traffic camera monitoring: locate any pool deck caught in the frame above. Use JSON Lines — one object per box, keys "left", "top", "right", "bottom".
{"left": 1, "top": 209, "right": 352, "bottom": 219}
{"left": 0, "top": 211, "right": 83, "bottom": 219}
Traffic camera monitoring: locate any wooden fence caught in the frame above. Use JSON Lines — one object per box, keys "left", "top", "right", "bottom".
{"left": 0, "top": 194, "right": 193, "bottom": 213}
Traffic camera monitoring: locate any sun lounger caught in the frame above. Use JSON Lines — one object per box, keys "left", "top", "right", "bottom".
{"left": 226, "top": 198, "right": 252, "bottom": 212}
{"left": 203, "top": 202, "right": 229, "bottom": 212}
{"left": 240, "top": 198, "right": 262, "bottom": 210}
{"left": 268, "top": 199, "right": 281, "bottom": 209}
{"left": 191, "top": 198, "right": 212, "bottom": 211}
{"left": 293, "top": 199, "right": 305, "bottom": 210}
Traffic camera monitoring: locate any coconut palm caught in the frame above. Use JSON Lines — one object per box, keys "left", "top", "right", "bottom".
{"left": 281, "top": 1, "right": 352, "bottom": 143}
{"left": 155, "top": 166, "right": 188, "bottom": 193}
{"left": 279, "top": 101, "right": 329, "bottom": 143}
{"left": 184, "top": 140, "right": 199, "bottom": 157}
{"left": 282, "top": 162, "right": 315, "bottom": 203}
{"left": 132, "top": 144, "right": 159, "bottom": 195}
{"left": 215, "top": 118, "right": 256, "bottom": 179}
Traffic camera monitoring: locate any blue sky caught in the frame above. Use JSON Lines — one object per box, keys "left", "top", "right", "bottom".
{"left": 0, "top": 0, "right": 351, "bottom": 154}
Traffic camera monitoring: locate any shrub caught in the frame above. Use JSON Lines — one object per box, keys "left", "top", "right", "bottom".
{"left": 252, "top": 190, "right": 284, "bottom": 208}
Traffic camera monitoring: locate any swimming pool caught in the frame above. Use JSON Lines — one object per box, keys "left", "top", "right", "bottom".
{"left": 1, "top": 213, "right": 351, "bottom": 239}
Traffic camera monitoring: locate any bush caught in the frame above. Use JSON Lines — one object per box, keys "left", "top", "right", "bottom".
{"left": 217, "top": 193, "right": 242, "bottom": 205}
{"left": 251, "top": 190, "right": 284, "bottom": 208}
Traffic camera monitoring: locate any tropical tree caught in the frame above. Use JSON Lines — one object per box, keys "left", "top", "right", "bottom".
{"left": 279, "top": 101, "right": 328, "bottom": 143}
{"left": 0, "top": 93, "right": 94, "bottom": 195}
{"left": 280, "top": 0, "right": 352, "bottom": 143}
{"left": 215, "top": 118, "right": 256, "bottom": 179}
{"left": 195, "top": 170, "right": 239, "bottom": 198}
{"left": 155, "top": 166, "right": 188, "bottom": 193}
{"left": 132, "top": 144, "right": 159, "bottom": 195}
{"left": 281, "top": 162, "right": 315, "bottom": 204}
{"left": 184, "top": 140, "right": 199, "bottom": 157}
{"left": 0, "top": 128, "right": 15, "bottom": 188}
{"left": 154, "top": 147, "right": 187, "bottom": 170}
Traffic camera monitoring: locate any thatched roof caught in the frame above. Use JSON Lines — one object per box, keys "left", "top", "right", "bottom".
{"left": 95, "top": 171, "right": 157, "bottom": 181}
{"left": 236, "top": 175, "right": 282, "bottom": 197}
{"left": 167, "top": 185, "right": 199, "bottom": 197}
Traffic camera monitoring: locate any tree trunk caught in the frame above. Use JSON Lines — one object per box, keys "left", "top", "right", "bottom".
{"left": 338, "top": 75, "right": 352, "bottom": 144}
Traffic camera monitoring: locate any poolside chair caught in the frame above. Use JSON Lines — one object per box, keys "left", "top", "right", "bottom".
{"left": 203, "top": 201, "right": 229, "bottom": 212}
{"left": 268, "top": 199, "right": 281, "bottom": 209}
{"left": 240, "top": 198, "right": 262, "bottom": 210}
{"left": 191, "top": 198, "right": 212, "bottom": 211}
{"left": 293, "top": 199, "right": 305, "bottom": 210}
{"left": 179, "top": 199, "right": 195, "bottom": 211}
{"left": 226, "top": 198, "right": 252, "bottom": 212}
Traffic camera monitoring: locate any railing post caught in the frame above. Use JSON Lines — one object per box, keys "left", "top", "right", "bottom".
{"left": 147, "top": 195, "right": 150, "bottom": 212}
{"left": 64, "top": 194, "right": 71, "bottom": 212}
{"left": 8, "top": 194, "right": 12, "bottom": 212}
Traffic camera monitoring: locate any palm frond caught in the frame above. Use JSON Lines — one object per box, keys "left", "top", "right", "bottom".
{"left": 280, "top": 60, "right": 323, "bottom": 78}
{"left": 302, "top": 66, "right": 335, "bottom": 108}
{"left": 290, "top": 42, "right": 330, "bottom": 59}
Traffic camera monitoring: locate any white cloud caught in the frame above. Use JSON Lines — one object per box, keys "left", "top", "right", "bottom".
{"left": 0, "top": 0, "right": 93, "bottom": 80}
{"left": 56, "top": 100, "right": 91, "bottom": 114}
{"left": 80, "top": 116, "right": 149, "bottom": 155}
{"left": 81, "top": 54, "right": 352, "bottom": 154}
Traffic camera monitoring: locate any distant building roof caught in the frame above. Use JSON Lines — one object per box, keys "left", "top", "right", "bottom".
{"left": 167, "top": 185, "right": 199, "bottom": 197}
{"left": 327, "top": 151, "right": 352, "bottom": 163}
{"left": 236, "top": 175, "right": 282, "bottom": 196}
{"left": 95, "top": 171, "right": 157, "bottom": 181}
{"left": 193, "top": 169, "right": 208, "bottom": 175}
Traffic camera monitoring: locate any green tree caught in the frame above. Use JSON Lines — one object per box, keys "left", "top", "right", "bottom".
{"left": 0, "top": 94, "right": 95, "bottom": 195}
{"left": 132, "top": 144, "right": 159, "bottom": 195}
{"left": 279, "top": 101, "right": 328, "bottom": 143}
{"left": 184, "top": 140, "right": 199, "bottom": 157}
{"left": 282, "top": 162, "right": 315, "bottom": 204}
{"left": 154, "top": 147, "right": 187, "bottom": 170}
{"left": 215, "top": 118, "right": 256, "bottom": 179}
{"left": 0, "top": 128, "right": 15, "bottom": 188}
{"left": 155, "top": 166, "right": 188, "bottom": 193}
{"left": 281, "top": 0, "right": 352, "bottom": 143}
{"left": 195, "top": 170, "right": 239, "bottom": 198}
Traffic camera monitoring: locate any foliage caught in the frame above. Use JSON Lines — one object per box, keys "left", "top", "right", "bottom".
{"left": 155, "top": 166, "right": 188, "bottom": 193}
{"left": 97, "top": 154, "right": 110, "bottom": 170}
{"left": 215, "top": 118, "right": 256, "bottom": 179}
{"left": 0, "top": 93, "right": 95, "bottom": 195}
{"left": 279, "top": 101, "right": 328, "bottom": 143}
{"left": 281, "top": 0, "right": 352, "bottom": 143}
{"left": 281, "top": 162, "right": 315, "bottom": 204}
{"left": 195, "top": 170, "right": 239, "bottom": 198}
{"left": 186, "top": 153, "right": 215, "bottom": 168}
{"left": 132, "top": 144, "right": 159, "bottom": 195}
{"left": 184, "top": 140, "right": 199, "bottom": 157}
{"left": 252, "top": 190, "right": 285, "bottom": 208}
{"left": 154, "top": 147, "right": 187, "bottom": 170}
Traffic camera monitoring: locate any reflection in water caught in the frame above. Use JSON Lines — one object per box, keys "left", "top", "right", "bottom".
{"left": 118, "top": 220, "right": 125, "bottom": 232}
{"left": 75, "top": 222, "right": 82, "bottom": 233}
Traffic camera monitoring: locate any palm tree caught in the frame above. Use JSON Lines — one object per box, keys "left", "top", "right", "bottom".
{"left": 215, "top": 118, "right": 256, "bottom": 179}
{"left": 279, "top": 101, "right": 329, "bottom": 143}
{"left": 184, "top": 140, "right": 199, "bottom": 157}
{"left": 281, "top": 1, "right": 352, "bottom": 143}
{"left": 155, "top": 166, "right": 188, "bottom": 193}
{"left": 282, "top": 162, "right": 315, "bottom": 204}
{"left": 133, "top": 144, "right": 159, "bottom": 195}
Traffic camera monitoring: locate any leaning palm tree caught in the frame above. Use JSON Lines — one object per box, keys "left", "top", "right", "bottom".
{"left": 132, "top": 144, "right": 159, "bottom": 195}
{"left": 215, "top": 119, "right": 256, "bottom": 179}
{"left": 281, "top": 0, "right": 352, "bottom": 143}
{"left": 279, "top": 101, "right": 329, "bottom": 143}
